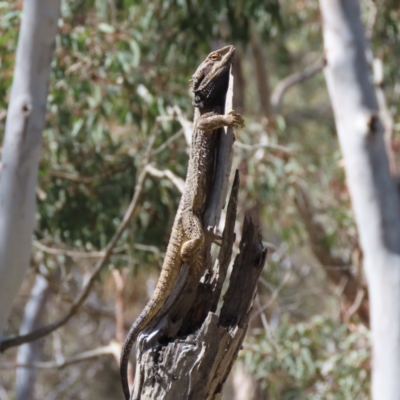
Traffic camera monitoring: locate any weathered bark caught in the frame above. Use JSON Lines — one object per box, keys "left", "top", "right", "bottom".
{"left": 319, "top": 0, "right": 400, "bottom": 398}
{"left": 16, "top": 275, "right": 50, "bottom": 400}
{"left": 129, "top": 70, "right": 267, "bottom": 400}
{"left": 0, "top": 1, "right": 61, "bottom": 333}
{"left": 132, "top": 182, "right": 266, "bottom": 400}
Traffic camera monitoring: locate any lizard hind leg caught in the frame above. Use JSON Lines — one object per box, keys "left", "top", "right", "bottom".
{"left": 180, "top": 213, "right": 204, "bottom": 264}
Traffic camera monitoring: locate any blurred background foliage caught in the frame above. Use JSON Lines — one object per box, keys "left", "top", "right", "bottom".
{"left": 1, "top": 0, "right": 399, "bottom": 398}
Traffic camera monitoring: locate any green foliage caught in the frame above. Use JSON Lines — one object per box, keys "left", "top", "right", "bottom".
{"left": 0, "top": 2, "right": 19, "bottom": 124}
{"left": 52, "top": 6, "right": 185, "bottom": 247}
{"left": 244, "top": 317, "right": 370, "bottom": 399}
{"left": 2, "top": 0, "right": 397, "bottom": 398}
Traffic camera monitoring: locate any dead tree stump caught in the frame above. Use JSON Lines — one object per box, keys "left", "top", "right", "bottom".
{"left": 129, "top": 68, "right": 267, "bottom": 400}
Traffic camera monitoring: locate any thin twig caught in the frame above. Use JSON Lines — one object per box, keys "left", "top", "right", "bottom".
{"left": 271, "top": 58, "right": 325, "bottom": 113}
{"left": 251, "top": 272, "right": 291, "bottom": 320}
{"left": 344, "top": 288, "right": 366, "bottom": 323}
{"left": 172, "top": 106, "right": 193, "bottom": 146}
{"left": 254, "top": 294, "right": 278, "bottom": 351}
{"left": 43, "top": 370, "right": 80, "bottom": 400}
{"left": 133, "top": 243, "right": 164, "bottom": 258}
{"left": 234, "top": 140, "right": 292, "bottom": 154}
{"left": 146, "top": 165, "right": 185, "bottom": 193}
{"left": 34, "top": 241, "right": 163, "bottom": 259}
{"left": 0, "top": 344, "right": 117, "bottom": 369}
{"left": 294, "top": 180, "right": 369, "bottom": 326}
{"left": 49, "top": 162, "right": 131, "bottom": 185}
{"left": 33, "top": 241, "right": 128, "bottom": 259}
{"left": 152, "top": 128, "right": 184, "bottom": 155}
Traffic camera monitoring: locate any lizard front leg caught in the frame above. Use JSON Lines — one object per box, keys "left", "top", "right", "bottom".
{"left": 196, "top": 110, "right": 244, "bottom": 132}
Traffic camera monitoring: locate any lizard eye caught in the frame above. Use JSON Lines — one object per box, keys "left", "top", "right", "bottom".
{"left": 210, "top": 54, "right": 220, "bottom": 61}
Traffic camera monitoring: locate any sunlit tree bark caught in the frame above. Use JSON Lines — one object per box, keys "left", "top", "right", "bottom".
{"left": 16, "top": 275, "right": 50, "bottom": 400}
{"left": 0, "top": 1, "right": 61, "bottom": 333}
{"left": 319, "top": 0, "right": 400, "bottom": 398}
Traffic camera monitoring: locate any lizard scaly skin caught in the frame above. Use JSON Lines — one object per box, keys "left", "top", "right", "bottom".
{"left": 120, "top": 45, "right": 244, "bottom": 400}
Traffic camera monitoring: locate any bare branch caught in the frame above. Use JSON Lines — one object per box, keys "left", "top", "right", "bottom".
{"left": 344, "top": 288, "right": 367, "bottom": 323}
{"left": 48, "top": 161, "right": 130, "bottom": 185}
{"left": 294, "top": 181, "right": 369, "bottom": 326}
{"left": 234, "top": 140, "right": 292, "bottom": 154}
{"left": 271, "top": 58, "right": 325, "bottom": 114}
{"left": 251, "top": 272, "right": 291, "bottom": 321}
{"left": 151, "top": 128, "right": 183, "bottom": 155}
{"left": 131, "top": 243, "right": 164, "bottom": 258}
{"left": 0, "top": 344, "right": 117, "bottom": 369}
{"left": 34, "top": 241, "right": 163, "bottom": 259}
{"left": 146, "top": 165, "right": 185, "bottom": 193}
{"left": 33, "top": 241, "right": 128, "bottom": 259}
{"left": 172, "top": 106, "right": 193, "bottom": 146}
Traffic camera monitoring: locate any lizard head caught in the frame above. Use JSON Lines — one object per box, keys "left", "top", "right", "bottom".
{"left": 189, "top": 45, "right": 235, "bottom": 110}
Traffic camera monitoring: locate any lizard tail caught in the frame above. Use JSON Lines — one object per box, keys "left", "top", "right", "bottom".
{"left": 120, "top": 297, "right": 159, "bottom": 400}
{"left": 120, "top": 247, "right": 182, "bottom": 400}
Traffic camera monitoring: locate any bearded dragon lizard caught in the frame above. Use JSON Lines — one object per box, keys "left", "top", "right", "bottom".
{"left": 120, "top": 45, "right": 244, "bottom": 400}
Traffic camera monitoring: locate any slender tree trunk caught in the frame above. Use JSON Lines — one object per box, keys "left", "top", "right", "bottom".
{"left": 319, "top": 1, "right": 400, "bottom": 398}
{"left": 0, "top": 1, "right": 60, "bottom": 333}
{"left": 16, "top": 275, "right": 50, "bottom": 400}
{"left": 231, "top": 363, "right": 256, "bottom": 400}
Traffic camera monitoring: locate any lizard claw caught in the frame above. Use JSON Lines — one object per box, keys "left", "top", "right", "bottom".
{"left": 227, "top": 110, "right": 245, "bottom": 128}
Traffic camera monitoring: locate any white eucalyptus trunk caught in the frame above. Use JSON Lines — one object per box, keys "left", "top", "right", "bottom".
{"left": 16, "top": 275, "right": 50, "bottom": 400}
{"left": 319, "top": 0, "right": 400, "bottom": 398}
{"left": 0, "top": 1, "right": 60, "bottom": 333}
